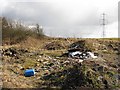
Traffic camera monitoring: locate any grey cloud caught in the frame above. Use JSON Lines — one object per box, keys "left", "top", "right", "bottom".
{"left": 3, "top": 2, "right": 66, "bottom": 26}
{"left": 2, "top": 1, "right": 118, "bottom": 38}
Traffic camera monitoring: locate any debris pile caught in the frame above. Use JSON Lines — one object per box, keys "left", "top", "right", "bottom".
{"left": 2, "top": 48, "right": 28, "bottom": 57}
{"left": 69, "top": 40, "right": 87, "bottom": 50}
{"left": 2, "top": 48, "right": 19, "bottom": 57}
{"left": 2, "top": 39, "right": 120, "bottom": 89}
{"left": 62, "top": 40, "right": 98, "bottom": 60}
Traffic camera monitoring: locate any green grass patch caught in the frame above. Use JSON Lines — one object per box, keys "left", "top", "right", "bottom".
{"left": 23, "top": 58, "right": 38, "bottom": 69}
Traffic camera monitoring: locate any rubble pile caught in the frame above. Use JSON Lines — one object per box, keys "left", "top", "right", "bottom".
{"left": 2, "top": 48, "right": 28, "bottom": 57}
{"left": 107, "top": 42, "right": 120, "bottom": 54}
{"left": 69, "top": 40, "right": 86, "bottom": 50}
{"left": 2, "top": 48, "right": 29, "bottom": 59}
{"left": 62, "top": 40, "right": 98, "bottom": 60}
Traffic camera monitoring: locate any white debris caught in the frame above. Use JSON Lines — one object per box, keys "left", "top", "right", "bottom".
{"left": 39, "top": 55, "right": 42, "bottom": 58}
{"left": 69, "top": 51, "right": 82, "bottom": 57}
{"left": 78, "top": 59, "right": 83, "bottom": 63}
{"left": 68, "top": 51, "right": 98, "bottom": 59}
{"left": 48, "top": 56, "right": 52, "bottom": 60}
{"left": 87, "top": 52, "right": 97, "bottom": 58}
{"left": 37, "top": 59, "right": 40, "bottom": 62}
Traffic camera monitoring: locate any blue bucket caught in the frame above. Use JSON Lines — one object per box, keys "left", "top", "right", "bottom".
{"left": 24, "top": 69, "right": 35, "bottom": 77}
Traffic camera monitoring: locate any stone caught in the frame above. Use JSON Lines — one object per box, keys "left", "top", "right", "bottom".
{"left": 69, "top": 40, "right": 86, "bottom": 50}
{"left": 98, "top": 76, "right": 103, "bottom": 81}
{"left": 37, "top": 59, "right": 40, "bottom": 62}
{"left": 98, "top": 66, "right": 104, "bottom": 72}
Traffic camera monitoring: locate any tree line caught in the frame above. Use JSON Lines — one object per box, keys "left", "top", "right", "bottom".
{"left": 1, "top": 17, "right": 45, "bottom": 45}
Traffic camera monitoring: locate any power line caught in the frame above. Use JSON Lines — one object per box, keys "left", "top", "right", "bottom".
{"left": 101, "top": 13, "right": 107, "bottom": 38}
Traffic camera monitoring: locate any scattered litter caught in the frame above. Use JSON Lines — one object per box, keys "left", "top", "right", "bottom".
{"left": 2, "top": 48, "right": 28, "bottom": 58}
{"left": 78, "top": 59, "right": 84, "bottom": 63}
{"left": 69, "top": 51, "right": 82, "bottom": 57}
{"left": 24, "top": 69, "right": 35, "bottom": 77}
{"left": 87, "top": 52, "right": 98, "bottom": 59}
{"left": 68, "top": 51, "right": 97, "bottom": 60}
{"left": 62, "top": 40, "right": 98, "bottom": 60}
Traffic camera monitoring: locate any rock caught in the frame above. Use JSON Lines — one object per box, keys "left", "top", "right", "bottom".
{"left": 43, "top": 61, "right": 49, "bottom": 65}
{"left": 4, "top": 48, "right": 18, "bottom": 57}
{"left": 18, "top": 66, "right": 24, "bottom": 70}
{"left": 56, "top": 57, "right": 60, "bottom": 59}
{"left": 20, "top": 67, "right": 25, "bottom": 70}
{"left": 2, "top": 48, "right": 27, "bottom": 58}
{"left": 44, "top": 70, "right": 49, "bottom": 75}
{"left": 117, "top": 68, "right": 120, "bottom": 73}
{"left": 113, "top": 74, "right": 120, "bottom": 80}
{"left": 47, "top": 63, "right": 54, "bottom": 67}
{"left": 37, "top": 59, "right": 40, "bottom": 62}
{"left": 97, "top": 66, "right": 104, "bottom": 72}
{"left": 36, "top": 63, "right": 40, "bottom": 66}
{"left": 107, "top": 44, "right": 114, "bottom": 50}
{"left": 109, "top": 64, "right": 118, "bottom": 68}
{"left": 93, "top": 52, "right": 99, "bottom": 56}
{"left": 103, "top": 79, "right": 109, "bottom": 89}
{"left": 19, "top": 49, "right": 28, "bottom": 53}
{"left": 61, "top": 52, "right": 69, "bottom": 57}
{"left": 98, "top": 76, "right": 103, "bottom": 81}
{"left": 69, "top": 40, "right": 86, "bottom": 50}
{"left": 63, "top": 61, "right": 70, "bottom": 65}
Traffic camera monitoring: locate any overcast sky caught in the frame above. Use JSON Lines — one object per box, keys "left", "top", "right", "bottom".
{"left": 0, "top": 0, "right": 119, "bottom": 38}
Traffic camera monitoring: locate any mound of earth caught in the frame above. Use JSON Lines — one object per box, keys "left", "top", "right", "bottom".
{"left": 44, "top": 41, "right": 65, "bottom": 50}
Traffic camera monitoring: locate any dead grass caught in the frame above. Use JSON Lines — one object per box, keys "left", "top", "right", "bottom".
{"left": 41, "top": 49, "right": 66, "bottom": 57}
{"left": 2, "top": 37, "right": 120, "bottom": 89}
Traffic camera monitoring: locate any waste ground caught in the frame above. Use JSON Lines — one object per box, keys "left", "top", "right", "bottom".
{"left": 1, "top": 38, "right": 120, "bottom": 89}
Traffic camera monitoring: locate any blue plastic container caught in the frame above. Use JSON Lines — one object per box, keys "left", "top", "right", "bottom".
{"left": 24, "top": 69, "right": 35, "bottom": 77}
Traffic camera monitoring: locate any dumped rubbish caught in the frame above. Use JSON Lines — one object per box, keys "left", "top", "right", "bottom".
{"left": 24, "top": 69, "right": 35, "bottom": 77}
{"left": 68, "top": 51, "right": 97, "bottom": 59}
{"left": 69, "top": 51, "right": 82, "bottom": 57}
{"left": 2, "top": 48, "right": 29, "bottom": 58}
{"left": 3, "top": 48, "right": 19, "bottom": 57}
{"left": 62, "top": 40, "right": 98, "bottom": 60}
{"left": 87, "top": 52, "right": 98, "bottom": 58}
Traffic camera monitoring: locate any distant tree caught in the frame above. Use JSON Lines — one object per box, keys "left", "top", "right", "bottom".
{"left": 2, "top": 17, "right": 9, "bottom": 30}
{"left": 36, "top": 24, "right": 43, "bottom": 35}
